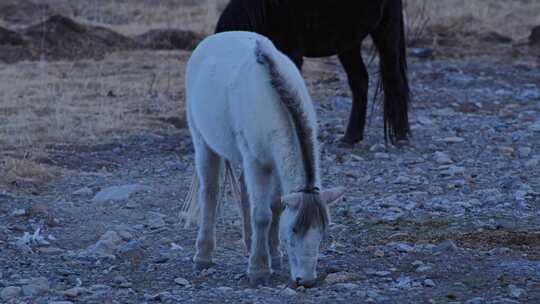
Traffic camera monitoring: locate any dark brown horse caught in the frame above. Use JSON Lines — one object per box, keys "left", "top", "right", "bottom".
{"left": 216, "top": 0, "right": 410, "bottom": 144}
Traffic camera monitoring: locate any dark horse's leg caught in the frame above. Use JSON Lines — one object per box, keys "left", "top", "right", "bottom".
{"left": 371, "top": 0, "right": 410, "bottom": 143}
{"left": 338, "top": 45, "right": 369, "bottom": 144}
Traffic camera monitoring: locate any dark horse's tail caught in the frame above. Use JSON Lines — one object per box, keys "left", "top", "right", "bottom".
{"left": 372, "top": 0, "right": 410, "bottom": 143}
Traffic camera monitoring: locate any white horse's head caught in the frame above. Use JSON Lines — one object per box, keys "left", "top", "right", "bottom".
{"left": 279, "top": 187, "right": 345, "bottom": 287}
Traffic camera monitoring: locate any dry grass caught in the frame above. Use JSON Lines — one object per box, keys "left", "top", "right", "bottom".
{"left": 0, "top": 157, "right": 55, "bottom": 189}
{"left": 0, "top": 0, "right": 539, "bottom": 187}
{"left": 405, "top": 0, "right": 540, "bottom": 40}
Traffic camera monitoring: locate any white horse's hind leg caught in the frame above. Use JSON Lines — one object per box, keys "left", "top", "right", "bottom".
{"left": 269, "top": 175, "right": 283, "bottom": 270}
{"left": 243, "top": 160, "right": 273, "bottom": 286}
{"left": 238, "top": 173, "right": 252, "bottom": 255}
{"left": 192, "top": 138, "right": 222, "bottom": 270}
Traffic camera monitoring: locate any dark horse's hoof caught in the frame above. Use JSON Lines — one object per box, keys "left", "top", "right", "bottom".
{"left": 193, "top": 260, "right": 216, "bottom": 271}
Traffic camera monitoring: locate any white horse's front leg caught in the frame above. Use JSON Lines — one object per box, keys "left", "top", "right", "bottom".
{"left": 243, "top": 160, "right": 273, "bottom": 286}
{"left": 193, "top": 141, "right": 222, "bottom": 270}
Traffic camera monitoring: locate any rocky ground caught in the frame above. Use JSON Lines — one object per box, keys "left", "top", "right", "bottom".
{"left": 1, "top": 46, "right": 539, "bottom": 304}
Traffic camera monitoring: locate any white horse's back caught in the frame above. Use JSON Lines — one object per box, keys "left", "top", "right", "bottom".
{"left": 186, "top": 31, "right": 313, "bottom": 165}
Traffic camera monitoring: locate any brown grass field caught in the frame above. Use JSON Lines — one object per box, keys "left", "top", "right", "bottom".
{"left": 0, "top": 0, "right": 539, "bottom": 189}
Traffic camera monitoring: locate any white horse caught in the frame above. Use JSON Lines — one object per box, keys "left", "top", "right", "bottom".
{"left": 185, "top": 31, "right": 345, "bottom": 287}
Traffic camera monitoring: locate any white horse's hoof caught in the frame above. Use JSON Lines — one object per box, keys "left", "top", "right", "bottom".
{"left": 248, "top": 271, "right": 271, "bottom": 286}
{"left": 193, "top": 260, "right": 215, "bottom": 271}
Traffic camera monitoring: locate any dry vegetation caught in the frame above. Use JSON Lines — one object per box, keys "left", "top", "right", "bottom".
{"left": 0, "top": 0, "right": 539, "bottom": 189}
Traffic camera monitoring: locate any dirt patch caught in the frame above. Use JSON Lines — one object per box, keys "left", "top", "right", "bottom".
{"left": 0, "top": 15, "right": 203, "bottom": 63}
{"left": 134, "top": 29, "right": 203, "bottom": 51}
{"left": 23, "top": 14, "right": 138, "bottom": 61}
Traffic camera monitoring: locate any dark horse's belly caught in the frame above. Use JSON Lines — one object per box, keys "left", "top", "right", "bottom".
{"left": 299, "top": 2, "right": 385, "bottom": 57}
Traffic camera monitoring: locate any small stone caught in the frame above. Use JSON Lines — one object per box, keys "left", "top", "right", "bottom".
{"left": 509, "top": 284, "right": 526, "bottom": 298}
{"left": 84, "top": 230, "right": 123, "bottom": 258}
{"left": 433, "top": 240, "right": 458, "bottom": 253}
{"left": 334, "top": 283, "right": 359, "bottom": 290}
{"left": 525, "top": 159, "right": 538, "bottom": 168}
{"left": 528, "top": 121, "right": 540, "bottom": 132}
{"left": 499, "top": 146, "right": 515, "bottom": 156}
{"left": 487, "top": 247, "right": 510, "bottom": 256}
{"left": 416, "top": 265, "right": 432, "bottom": 273}
{"left": 92, "top": 184, "right": 150, "bottom": 202}
{"left": 22, "top": 277, "right": 49, "bottom": 296}
{"left": 442, "top": 136, "right": 465, "bottom": 143}
{"left": 369, "top": 144, "right": 386, "bottom": 153}
{"left": 282, "top": 287, "right": 297, "bottom": 296}
{"left": 423, "top": 279, "right": 436, "bottom": 287}
{"left": 117, "top": 230, "right": 133, "bottom": 241}
{"left": 517, "top": 147, "right": 532, "bottom": 158}
{"left": 325, "top": 272, "right": 356, "bottom": 284}
{"left": 434, "top": 152, "right": 453, "bottom": 164}
{"left": 174, "top": 277, "right": 190, "bottom": 286}
{"left": 412, "top": 260, "right": 424, "bottom": 266}
{"left": 1, "top": 286, "right": 22, "bottom": 301}
{"left": 409, "top": 47, "right": 434, "bottom": 59}
{"left": 466, "top": 297, "right": 485, "bottom": 304}
{"left": 394, "top": 243, "right": 414, "bottom": 253}
{"left": 394, "top": 175, "right": 410, "bottom": 184}
{"left": 73, "top": 187, "right": 93, "bottom": 196}
{"left": 374, "top": 153, "right": 390, "bottom": 160}
{"left": 216, "top": 286, "right": 233, "bottom": 292}
{"left": 11, "top": 209, "right": 27, "bottom": 217}
{"left": 147, "top": 213, "right": 166, "bottom": 229}
{"left": 39, "top": 247, "right": 64, "bottom": 255}
{"left": 63, "top": 287, "right": 86, "bottom": 298}
{"left": 374, "top": 249, "right": 385, "bottom": 257}
{"left": 374, "top": 271, "right": 391, "bottom": 277}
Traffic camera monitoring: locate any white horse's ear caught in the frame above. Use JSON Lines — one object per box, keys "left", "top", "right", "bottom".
{"left": 320, "top": 187, "right": 345, "bottom": 205}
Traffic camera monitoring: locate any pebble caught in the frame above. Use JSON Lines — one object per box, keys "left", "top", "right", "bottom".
{"left": 282, "top": 287, "right": 297, "bottom": 296}
{"left": 442, "top": 136, "right": 465, "bottom": 143}
{"left": 1, "top": 286, "right": 22, "bottom": 301}
{"left": 174, "top": 277, "right": 190, "bottom": 286}
{"left": 39, "top": 246, "right": 64, "bottom": 255}
{"left": 83, "top": 230, "right": 123, "bottom": 258}
{"left": 434, "top": 151, "right": 453, "bottom": 164}
{"left": 216, "top": 286, "right": 233, "bottom": 292}
{"left": 22, "top": 277, "right": 49, "bottom": 296}
{"left": 92, "top": 184, "right": 150, "bottom": 202}
{"left": 325, "top": 272, "right": 356, "bottom": 284}
{"left": 369, "top": 144, "right": 386, "bottom": 153}
{"left": 433, "top": 240, "right": 458, "bottom": 253}
{"left": 11, "top": 209, "right": 26, "bottom": 217}
{"left": 517, "top": 147, "right": 532, "bottom": 158}
{"left": 508, "top": 284, "right": 526, "bottom": 298}
{"left": 423, "top": 279, "right": 436, "bottom": 287}
{"left": 73, "top": 186, "right": 93, "bottom": 196}
{"left": 394, "top": 242, "right": 414, "bottom": 253}
{"left": 525, "top": 159, "right": 538, "bottom": 168}
{"left": 374, "top": 153, "right": 390, "bottom": 160}
{"left": 64, "top": 287, "right": 86, "bottom": 298}
{"left": 466, "top": 297, "right": 485, "bottom": 304}
{"left": 416, "top": 265, "right": 433, "bottom": 273}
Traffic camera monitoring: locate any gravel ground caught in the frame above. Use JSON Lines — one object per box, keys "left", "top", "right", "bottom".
{"left": 0, "top": 51, "right": 539, "bottom": 304}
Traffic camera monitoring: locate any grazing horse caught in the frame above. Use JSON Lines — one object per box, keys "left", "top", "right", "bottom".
{"left": 185, "top": 31, "right": 345, "bottom": 286}
{"left": 216, "top": 0, "right": 410, "bottom": 144}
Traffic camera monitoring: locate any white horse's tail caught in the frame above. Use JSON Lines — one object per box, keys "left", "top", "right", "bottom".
{"left": 180, "top": 160, "right": 240, "bottom": 228}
